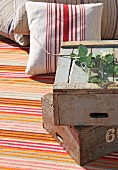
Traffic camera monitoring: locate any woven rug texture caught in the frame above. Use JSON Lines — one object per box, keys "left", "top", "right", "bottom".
{"left": 0, "top": 36, "right": 118, "bottom": 170}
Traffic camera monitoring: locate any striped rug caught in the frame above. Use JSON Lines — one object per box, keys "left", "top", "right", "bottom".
{"left": 0, "top": 35, "right": 118, "bottom": 170}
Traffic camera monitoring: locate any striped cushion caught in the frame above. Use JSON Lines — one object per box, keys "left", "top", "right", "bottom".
{"left": 13, "top": 0, "right": 118, "bottom": 40}
{"left": 0, "top": 0, "right": 29, "bottom": 46}
{"left": 25, "top": 2, "right": 103, "bottom": 75}
{"left": 13, "top": 0, "right": 48, "bottom": 35}
{"left": 0, "top": 0, "right": 14, "bottom": 39}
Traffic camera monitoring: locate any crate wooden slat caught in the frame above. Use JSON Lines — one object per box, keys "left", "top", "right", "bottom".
{"left": 53, "top": 41, "right": 118, "bottom": 126}
{"left": 42, "top": 93, "right": 118, "bottom": 166}
{"left": 61, "top": 40, "right": 118, "bottom": 48}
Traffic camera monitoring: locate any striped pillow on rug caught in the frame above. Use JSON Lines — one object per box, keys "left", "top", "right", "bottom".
{"left": 25, "top": 2, "right": 103, "bottom": 75}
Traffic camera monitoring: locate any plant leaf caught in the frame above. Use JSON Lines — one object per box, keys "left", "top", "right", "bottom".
{"left": 90, "top": 60, "right": 96, "bottom": 68}
{"left": 86, "top": 58, "right": 92, "bottom": 67}
{"left": 104, "top": 54, "right": 114, "bottom": 64}
{"left": 96, "top": 54, "right": 101, "bottom": 59}
{"left": 107, "top": 65, "right": 115, "bottom": 74}
{"left": 78, "top": 57, "right": 87, "bottom": 63}
{"left": 78, "top": 44, "right": 88, "bottom": 57}
{"left": 114, "top": 65, "right": 118, "bottom": 74}
{"left": 88, "top": 76, "right": 102, "bottom": 83}
{"left": 88, "top": 52, "right": 93, "bottom": 58}
{"left": 85, "top": 53, "right": 92, "bottom": 67}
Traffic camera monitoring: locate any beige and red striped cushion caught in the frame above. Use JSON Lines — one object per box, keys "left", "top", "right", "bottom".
{"left": 25, "top": 2, "right": 103, "bottom": 75}
{"left": 14, "top": 0, "right": 118, "bottom": 40}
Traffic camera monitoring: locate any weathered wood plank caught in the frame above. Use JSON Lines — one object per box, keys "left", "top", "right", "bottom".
{"left": 42, "top": 93, "right": 118, "bottom": 166}
{"left": 56, "top": 94, "right": 118, "bottom": 125}
{"left": 61, "top": 40, "right": 118, "bottom": 48}
{"left": 53, "top": 82, "right": 118, "bottom": 90}
{"left": 54, "top": 55, "right": 71, "bottom": 84}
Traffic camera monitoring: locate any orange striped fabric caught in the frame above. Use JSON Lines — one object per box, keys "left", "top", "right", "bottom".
{"left": 0, "top": 35, "right": 118, "bottom": 169}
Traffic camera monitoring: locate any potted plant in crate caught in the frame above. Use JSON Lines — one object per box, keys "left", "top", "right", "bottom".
{"left": 70, "top": 44, "right": 118, "bottom": 83}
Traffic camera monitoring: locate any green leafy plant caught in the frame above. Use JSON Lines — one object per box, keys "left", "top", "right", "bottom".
{"left": 70, "top": 44, "right": 118, "bottom": 83}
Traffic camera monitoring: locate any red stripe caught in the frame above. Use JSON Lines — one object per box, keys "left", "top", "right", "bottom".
{"left": 47, "top": 4, "right": 50, "bottom": 73}
{"left": 59, "top": 4, "right": 61, "bottom": 53}
{"left": 54, "top": 4, "right": 62, "bottom": 73}
{"left": 0, "top": 144, "right": 66, "bottom": 152}
{"left": 46, "top": 3, "right": 51, "bottom": 73}
{"left": 48, "top": 3, "right": 50, "bottom": 72}
{"left": 75, "top": 5, "right": 77, "bottom": 41}
{"left": 80, "top": 5, "right": 82, "bottom": 41}
{"left": 55, "top": 3, "right": 57, "bottom": 72}
{"left": 81, "top": 5, "right": 83, "bottom": 41}
{"left": 71, "top": 5, "right": 73, "bottom": 41}
{"left": 83, "top": 5, "right": 86, "bottom": 41}
{"left": 0, "top": 139, "right": 63, "bottom": 148}
{"left": 49, "top": 3, "right": 52, "bottom": 73}
{"left": 46, "top": 3, "right": 48, "bottom": 73}
{"left": 82, "top": 5, "right": 84, "bottom": 40}
{"left": 80, "top": 4, "right": 86, "bottom": 41}
{"left": 0, "top": 140, "right": 64, "bottom": 151}
{"left": 63, "top": 4, "right": 69, "bottom": 41}
{"left": 82, "top": 4, "right": 86, "bottom": 40}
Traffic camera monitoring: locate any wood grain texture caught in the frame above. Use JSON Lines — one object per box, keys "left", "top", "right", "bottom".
{"left": 42, "top": 93, "right": 118, "bottom": 166}
{"left": 61, "top": 41, "right": 118, "bottom": 48}
{"left": 57, "top": 94, "right": 118, "bottom": 125}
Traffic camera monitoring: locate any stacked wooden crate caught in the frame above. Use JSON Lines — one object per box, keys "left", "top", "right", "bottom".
{"left": 42, "top": 41, "right": 118, "bottom": 165}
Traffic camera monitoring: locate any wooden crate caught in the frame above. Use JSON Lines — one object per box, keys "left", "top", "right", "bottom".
{"left": 53, "top": 41, "right": 118, "bottom": 126}
{"left": 42, "top": 93, "right": 118, "bottom": 166}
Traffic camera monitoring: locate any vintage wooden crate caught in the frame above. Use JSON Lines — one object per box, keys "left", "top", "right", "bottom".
{"left": 42, "top": 93, "right": 118, "bottom": 166}
{"left": 53, "top": 41, "right": 118, "bottom": 126}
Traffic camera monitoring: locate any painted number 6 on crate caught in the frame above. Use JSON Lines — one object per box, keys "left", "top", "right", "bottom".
{"left": 106, "top": 128, "right": 118, "bottom": 143}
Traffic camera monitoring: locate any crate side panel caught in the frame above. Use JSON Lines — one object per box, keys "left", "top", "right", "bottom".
{"left": 42, "top": 93, "right": 81, "bottom": 164}
{"left": 55, "top": 49, "right": 73, "bottom": 84}
{"left": 80, "top": 126, "right": 118, "bottom": 165}
{"left": 57, "top": 94, "right": 118, "bottom": 125}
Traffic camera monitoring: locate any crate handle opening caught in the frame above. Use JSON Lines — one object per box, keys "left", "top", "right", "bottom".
{"left": 90, "top": 113, "right": 108, "bottom": 118}
{"left": 56, "top": 133, "right": 64, "bottom": 143}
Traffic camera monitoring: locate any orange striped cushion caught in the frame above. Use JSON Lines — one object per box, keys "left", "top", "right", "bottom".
{"left": 25, "top": 2, "right": 103, "bottom": 75}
